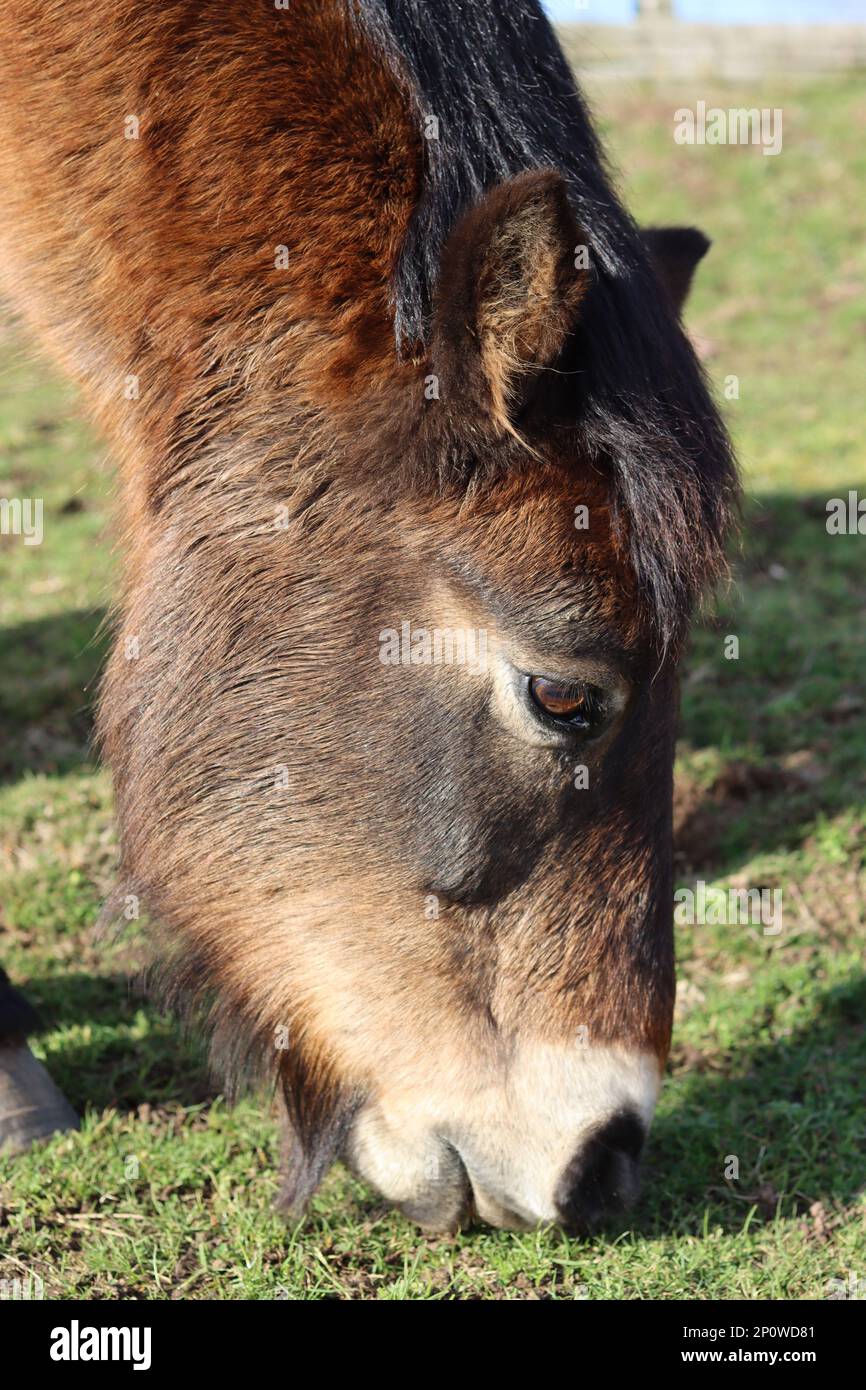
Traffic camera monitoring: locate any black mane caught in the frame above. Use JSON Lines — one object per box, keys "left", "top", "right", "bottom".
{"left": 355, "top": 0, "right": 622, "bottom": 348}
{"left": 353, "top": 0, "right": 738, "bottom": 642}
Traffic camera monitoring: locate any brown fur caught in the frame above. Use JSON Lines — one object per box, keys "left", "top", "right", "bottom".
{"left": 433, "top": 172, "right": 590, "bottom": 438}
{"left": 0, "top": 0, "right": 732, "bottom": 1228}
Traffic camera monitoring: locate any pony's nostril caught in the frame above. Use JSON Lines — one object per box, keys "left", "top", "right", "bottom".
{"left": 555, "top": 1109, "right": 646, "bottom": 1236}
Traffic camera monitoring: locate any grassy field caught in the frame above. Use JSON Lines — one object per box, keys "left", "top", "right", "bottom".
{"left": 1, "top": 77, "right": 864, "bottom": 1301}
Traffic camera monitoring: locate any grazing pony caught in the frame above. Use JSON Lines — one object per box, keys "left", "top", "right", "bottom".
{"left": 0, "top": 0, "right": 736, "bottom": 1231}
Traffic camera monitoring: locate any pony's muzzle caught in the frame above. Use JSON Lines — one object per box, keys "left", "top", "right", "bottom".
{"left": 450, "top": 1108, "right": 646, "bottom": 1234}
{"left": 345, "top": 1046, "right": 660, "bottom": 1234}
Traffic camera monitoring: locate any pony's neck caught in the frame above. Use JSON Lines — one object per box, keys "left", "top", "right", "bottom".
{"left": 0, "top": 0, "right": 419, "bottom": 498}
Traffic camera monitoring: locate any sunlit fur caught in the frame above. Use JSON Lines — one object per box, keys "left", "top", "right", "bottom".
{"left": 0, "top": 0, "right": 738, "bottom": 1227}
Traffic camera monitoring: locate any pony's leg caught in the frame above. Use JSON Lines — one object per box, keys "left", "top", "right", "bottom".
{"left": 0, "top": 967, "right": 78, "bottom": 1154}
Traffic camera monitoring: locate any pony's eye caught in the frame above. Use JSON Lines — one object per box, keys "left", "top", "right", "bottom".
{"left": 528, "top": 676, "right": 603, "bottom": 728}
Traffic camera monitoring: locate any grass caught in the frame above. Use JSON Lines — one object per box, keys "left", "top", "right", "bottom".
{"left": 1, "top": 76, "right": 864, "bottom": 1300}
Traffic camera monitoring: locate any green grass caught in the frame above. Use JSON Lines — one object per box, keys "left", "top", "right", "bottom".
{"left": 1, "top": 77, "right": 864, "bottom": 1300}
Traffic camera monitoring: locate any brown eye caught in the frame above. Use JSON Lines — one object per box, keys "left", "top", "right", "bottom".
{"left": 528, "top": 676, "right": 602, "bottom": 729}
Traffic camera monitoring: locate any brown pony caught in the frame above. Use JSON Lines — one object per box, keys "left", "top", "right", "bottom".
{"left": 0, "top": 0, "right": 736, "bottom": 1231}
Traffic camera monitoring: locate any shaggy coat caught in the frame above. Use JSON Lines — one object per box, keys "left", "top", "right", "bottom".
{"left": 0, "top": 0, "right": 737, "bottom": 1229}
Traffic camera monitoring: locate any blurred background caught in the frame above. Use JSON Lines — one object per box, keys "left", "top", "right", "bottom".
{"left": 548, "top": 0, "right": 866, "bottom": 27}
{"left": 0, "top": 2, "right": 864, "bottom": 1300}
{"left": 552, "top": 0, "right": 866, "bottom": 77}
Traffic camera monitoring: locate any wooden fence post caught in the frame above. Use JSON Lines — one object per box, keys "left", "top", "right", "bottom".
{"left": 637, "top": 0, "right": 675, "bottom": 18}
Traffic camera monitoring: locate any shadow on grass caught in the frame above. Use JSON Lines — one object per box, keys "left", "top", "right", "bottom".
{"left": 22, "top": 970, "right": 215, "bottom": 1112}
{"left": 674, "top": 489, "right": 866, "bottom": 879}
{"left": 0, "top": 607, "right": 109, "bottom": 783}
{"left": 638, "top": 972, "right": 866, "bottom": 1237}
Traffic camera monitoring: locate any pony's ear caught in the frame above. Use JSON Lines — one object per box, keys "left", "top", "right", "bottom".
{"left": 432, "top": 170, "right": 590, "bottom": 436}
{"left": 643, "top": 226, "right": 710, "bottom": 314}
